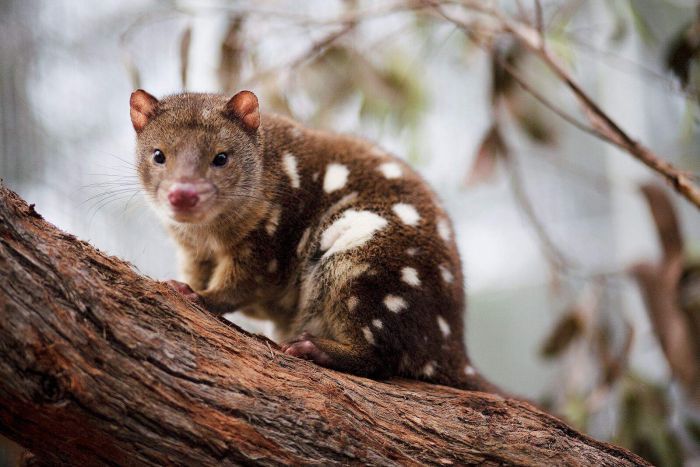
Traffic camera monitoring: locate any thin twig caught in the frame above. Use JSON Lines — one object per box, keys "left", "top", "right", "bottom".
{"left": 494, "top": 54, "right": 602, "bottom": 139}
{"left": 428, "top": 0, "right": 700, "bottom": 210}
{"left": 241, "top": 22, "right": 356, "bottom": 87}
{"left": 504, "top": 147, "right": 572, "bottom": 274}
{"left": 534, "top": 0, "right": 544, "bottom": 46}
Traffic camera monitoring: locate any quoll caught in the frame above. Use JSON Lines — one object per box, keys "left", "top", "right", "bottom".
{"left": 131, "top": 89, "right": 497, "bottom": 392}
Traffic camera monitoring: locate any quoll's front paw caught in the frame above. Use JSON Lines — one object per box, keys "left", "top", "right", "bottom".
{"left": 281, "top": 333, "right": 332, "bottom": 367}
{"left": 166, "top": 280, "right": 201, "bottom": 304}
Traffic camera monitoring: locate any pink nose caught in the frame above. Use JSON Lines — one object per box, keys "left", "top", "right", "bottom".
{"left": 168, "top": 188, "right": 200, "bottom": 209}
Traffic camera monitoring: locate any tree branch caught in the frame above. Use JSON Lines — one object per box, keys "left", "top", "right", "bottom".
{"left": 0, "top": 184, "right": 649, "bottom": 465}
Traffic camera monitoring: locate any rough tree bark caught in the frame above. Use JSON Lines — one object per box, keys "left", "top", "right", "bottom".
{"left": 0, "top": 184, "right": 648, "bottom": 466}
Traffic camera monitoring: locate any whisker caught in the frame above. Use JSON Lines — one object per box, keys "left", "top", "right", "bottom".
{"left": 81, "top": 188, "right": 141, "bottom": 206}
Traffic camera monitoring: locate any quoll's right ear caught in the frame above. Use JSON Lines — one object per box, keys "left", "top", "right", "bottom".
{"left": 130, "top": 89, "right": 159, "bottom": 132}
{"left": 224, "top": 90, "right": 260, "bottom": 131}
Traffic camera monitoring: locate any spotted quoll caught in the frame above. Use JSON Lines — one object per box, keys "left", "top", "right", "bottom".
{"left": 130, "top": 89, "right": 496, "bottom": 392}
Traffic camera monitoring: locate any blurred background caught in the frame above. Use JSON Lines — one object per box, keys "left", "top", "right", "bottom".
{"left": 1, "top": 0, "right": 699, "bottom": 465}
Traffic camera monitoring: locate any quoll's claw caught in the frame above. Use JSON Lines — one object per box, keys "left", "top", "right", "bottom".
{"left": 280, "top": 331, "right": 315, "bottom": 352}
{"left": 166, "top": 280, "right": 201, "bottom": 303}
{"left": 166, "top": 280, "right": 194, "bottom": 294}
{"left": 282, "top": 335, "right": 332, "bottom": 367}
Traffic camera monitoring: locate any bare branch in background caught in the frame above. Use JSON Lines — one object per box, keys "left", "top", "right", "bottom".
{"left": 533, "top": 0, "right": 544, "bottom": 45}
{"left": 218, "top": 17, "right": 245, "bottom": 95}
{"left": 425, "top": 0, "right": 700, "bottom": 210}
{"left": 504, "top": 149, "right": 572, "bottom": 274}
{"left": 179, "top": 24, "right": 192, "bottom": 90}
{"left": 242, "top": 22, "right": 357, "bottom": 87}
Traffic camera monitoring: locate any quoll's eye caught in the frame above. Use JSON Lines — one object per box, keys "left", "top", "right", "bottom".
{"left": 212, "top": 152, "right": 228, "bottom": 167}
{"left": 153, "top": 149, "right": 166, "bottom": 165}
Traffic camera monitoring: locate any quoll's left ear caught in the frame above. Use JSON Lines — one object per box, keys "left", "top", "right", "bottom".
{"left": 224, "top": 90, "right": 260, "bottom": 131}
{"left": 130, "top": 89, "right": 159, "bottom": 132}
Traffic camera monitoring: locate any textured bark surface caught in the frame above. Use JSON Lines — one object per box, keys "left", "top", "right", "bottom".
{"left": 0, "top": 184, "right": 648, "bottom": 466}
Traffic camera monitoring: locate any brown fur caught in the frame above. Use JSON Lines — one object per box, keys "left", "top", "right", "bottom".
{"left": 132, "top": 90, "right": 496, "bottom": 392}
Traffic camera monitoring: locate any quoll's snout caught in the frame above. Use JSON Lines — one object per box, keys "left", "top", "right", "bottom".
{"left": 165, "top": 180, "right": 216, "bottom": 217}
{"left": 168, "top": 185, "right": 200, "bottom": 209}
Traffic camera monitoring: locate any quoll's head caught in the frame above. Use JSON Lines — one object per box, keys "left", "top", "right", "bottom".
{"left": 130, "top": 89, "right": 263, "bottom": 224}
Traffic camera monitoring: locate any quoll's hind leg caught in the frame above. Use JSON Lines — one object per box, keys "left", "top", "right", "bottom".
{"left": 281, "top": 333, "right": 383, "bottom": 377}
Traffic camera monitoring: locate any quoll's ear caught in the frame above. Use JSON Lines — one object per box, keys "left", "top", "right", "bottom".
{"left": 130, "top": 89, "right": 159, "bottom": 132}
{"left": 224, "top": 90, "right": 260, "bottom": 131}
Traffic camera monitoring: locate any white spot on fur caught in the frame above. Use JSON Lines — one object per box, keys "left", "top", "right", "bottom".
{"left": 362, "top": 326, "right": 375, "bottom": 345}
{"left": 378, "top": 162, "right": 402, "bottom": 179}
{"left": 439, "top": 264, "right": 454, "bottom": 284}
{"left": 297, "top": 228, "right": 311, "bottom": 257}
{"left": 392, "top": 203, "right": 420, "bottom": 226}
{"left": 384, "top": 294, "right": 407, "bottom": 313}
{"left": 406, "top": 247, "right": 417, "bottom": 256}
{"left": 312, "top": 171, "right": 319, "bottom": 182}
{"left": 437, "top": 316, "right": 451, "bottom": 337}
{"left": 289, "top": 126, "right": 302, "bottom": 138}
{"left": 218, "top": 128, "right": 231, "bottom": 140}
{"left": 267, "top": 259, "right": 278, "bottom": 274}
{"left": 282, "top": 152, "right": 301, "bottom": 188}
{"left": 372, "top": 319, "right": 383, "bottom": 329}
{"left": 401, "top": 267, "right": 421, "bottom": 287}
{"left": 320, "top": 210, "right": 387, "bottom": 258}
{"left": 437, "top": 218, "right": 451, "bottom": 242}
{"left": 323, "top": 163, "right": 350, "bottom": 193}
{"left": 465, "top": 365, "right": 476, "bottom": 376}
{"left": 347, "top": 296, "right": 359, "bottom": 312}
{"left": 422, "top": 361, "right": 436, "bottom": 377}
{"left": 202, "top": 109, "right": 212, "bottom": 119}
{"left": 265, "top": 206, "right": 281, "bottom": 236}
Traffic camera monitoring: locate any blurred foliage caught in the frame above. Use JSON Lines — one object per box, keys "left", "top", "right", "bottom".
{"left": 490, "top": 40, "right": 556, "bottom": 145}
{"left": 605, "top": 0, "right": 656, "bottom": 45}
{"left": 539, "top": 306, "right": 584, "bottom": 359}
{"left": 465, "top": 123, "right": 507, "bottom": 186}
{"left": 593, "top": 319, "right": 633, "bottom": 387}
{"left": 301, "top": 44, "right": 425, "bottom": 131}
{"left": 560, "top": 392, "right": 591, "bottom": 434}
{"left": 616, "top": 375, "right": 684, "bottom": 467}
{"left": 664, "top": 17, "right": 700, "bottom": 96}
